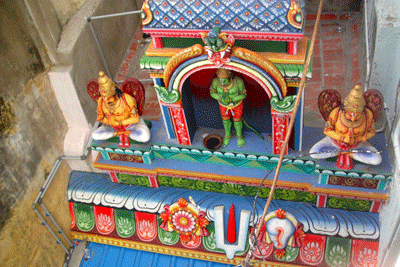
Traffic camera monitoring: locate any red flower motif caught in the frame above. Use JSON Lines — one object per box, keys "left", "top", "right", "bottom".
{"left": 160, "top": 205, "right": 170, "bottom": 230}
{"left": 293, "top": 223, "right": 305, "bottom": 247}
{"left": 275, "top": 209, "right": 286, "bottom": 219}
{"left": 178, "top": 198, "right": 188, "bottom": 208}
{"left": 180, "top": 234, "right": 192, "bottom": 244}
{"left": 275, "top": 248, "right": 286, "bottom": 258}
{"left": 172, "top": 210, "right": 196, "bottom": 233}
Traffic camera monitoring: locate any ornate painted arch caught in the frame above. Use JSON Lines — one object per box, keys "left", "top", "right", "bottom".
{"left": 163, "top": 45, "right": 288, "bottom": 102}
{"left": 157, "top": 44, "right": 299, "bottom": 153}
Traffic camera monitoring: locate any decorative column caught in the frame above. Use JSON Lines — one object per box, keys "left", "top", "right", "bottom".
{"left": 271, "top": 110, "right": 291, "bottom": 154}
{"left": 270, "top": 95, "right": 297, "bottom": 155}
{"left": 170, "top": 107, "right": 191, "bottom": 145}
{"left": 154, "top": 84, "right": 191, "bottom": 146}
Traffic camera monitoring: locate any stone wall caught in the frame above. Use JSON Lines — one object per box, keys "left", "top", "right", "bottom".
{"left": 0, "top": 0, "right": 69, "bottom": 266}
{"left": 0, "top": 0, "right": 67, "bottom": 230}
{"left": 0, "top": 0, "right": 145, "bottom": 265}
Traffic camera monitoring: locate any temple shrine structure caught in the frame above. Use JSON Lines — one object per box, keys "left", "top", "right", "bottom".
{"left": 55, "top": 1, "right": 394, "bottom": 266}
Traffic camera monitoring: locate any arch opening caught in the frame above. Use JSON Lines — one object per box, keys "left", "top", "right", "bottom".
{"left": 181, "top": 68, "right": 272, "bottom": 145}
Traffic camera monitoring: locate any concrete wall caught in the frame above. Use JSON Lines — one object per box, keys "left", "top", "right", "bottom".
{"left": 0, "top": 1, "right": 71, "bottom": 266}
{"left": 0, "top": 0, "right": 144, "bottom": 266}
{"left": 49, "top": 0, "right": 87, "bottom": 25}
{"left": 0, "top": 0, "right": 67, "bottom": 230}
{"left": 55, "top": 0, "right": 143, "bottom": 124}
{"left": 369, "top": 0, "right": 400, "bottom": 266}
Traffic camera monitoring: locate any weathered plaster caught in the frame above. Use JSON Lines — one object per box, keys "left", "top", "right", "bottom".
{"left": 49, "top": 0, "right": 87, "bottom": 25}
{"left": 56, "top": 0, "right": 142, "bottom": 124}
{"left": 369, "top": 1, "right": 400, "bottom": 266}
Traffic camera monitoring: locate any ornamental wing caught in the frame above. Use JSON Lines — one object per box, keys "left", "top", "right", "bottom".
{"left": 87, "top": 79, "right": 100, "bottom": 102}
{"left": 121, "top": 78, "right": 145, "bottom": 116}
{"left": 363, "top": 89, "right": 384, "bottom": 121}
{"left": 318, "top": 89, "right": 342, "bottom": 121}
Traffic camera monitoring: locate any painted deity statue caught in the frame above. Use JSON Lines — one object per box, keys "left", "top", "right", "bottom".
{"left": 92, "top": 71, "right": 150, "bottom": 147}
{"left": 210, "top": 69, "right": 247, "bottom": 147}
{"left": 310, "top": 85, "right": 382, "bottom": 169}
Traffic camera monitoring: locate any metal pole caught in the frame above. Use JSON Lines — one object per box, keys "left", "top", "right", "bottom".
{"left": 86, "top": 10, "right": 142, "bottom": 21}
{"left": 87, "top": 20, "right": 112, "bottom": 79}
{"left": 241, "top": 0, "right": 325, "bottom": 265}
{"left": 40, "top": 203, "right": 72, "bottom": 246}
{"left": 116, "top": 79, "right": 154, "bottom": 84}
{"left": 33, "top": 209, "right": 70, "bottom": 254}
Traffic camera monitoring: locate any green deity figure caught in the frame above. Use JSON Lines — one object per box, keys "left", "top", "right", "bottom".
{"left": 210, "top": 69, "right": 247, "bottom": 147}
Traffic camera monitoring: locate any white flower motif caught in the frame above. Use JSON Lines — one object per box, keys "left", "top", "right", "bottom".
{"left": 356, "top": 248, "right": 377, "bottom": 267}
{"left": 303, "top": 241, "right": 323, "bottom": 262}
{"left": 139, "top": 220, "right": 155, "bottom": 238}
{"left": 77, "top": 212, "right": 92, "bottom": 229}
{"left": 117, "top": 218, "right": 133, "bottom": 236}
{"left": 171, "top": 210, "right": 196, "bottom": 233}
{"left": 328, "top": 245, "right": 347, "bottom": 267}
{"left": 97, "top": 214, "right": 113, "bottom": 233}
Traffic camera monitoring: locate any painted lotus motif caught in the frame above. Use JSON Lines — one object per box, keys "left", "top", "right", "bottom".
{"left": 97, "top": 214, "right": 114, "bottom": 234}
{"left": 139, "top": 220, "right": 156, "bottom": 239}
{"left": 356, "top": 248, "right": 378, "bottom": 267}
{"left": 328, "top": 245, "right": 348, "bottom": 267}
{"left": 301, "top": 241, "right": 324, "bottom": 264}
{"left": 135, "top": 212, "right": 158, "bottom": 242}
{"left": 160, "top": 198, "right": 209, "bottom": 244}
{"left": 94, "top": 206, "right": 115, "bottom": 235}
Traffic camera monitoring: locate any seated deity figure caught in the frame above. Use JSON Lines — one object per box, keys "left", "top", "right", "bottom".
{"left": 92, "top": 71, "right": 151, "bottom": 147}
{"left": 310, "top": 85, "right": 382, "bottom": 170}
{"left": 210, "top": 69, "right": 247, "bottom": 147}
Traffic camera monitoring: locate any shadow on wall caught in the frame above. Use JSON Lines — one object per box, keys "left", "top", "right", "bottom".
{"left": 305, "top": 0, "right": 362, "bottom": 13}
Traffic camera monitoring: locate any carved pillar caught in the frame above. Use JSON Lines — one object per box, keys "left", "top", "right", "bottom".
{"left": 271, "top": 109, "right": 291, "bottom": 155}
{"left": 270, "top": 95, "right": 297, "bottom": 155}
{"left": 170, "top": 107, "right": 191, "bottom": 146}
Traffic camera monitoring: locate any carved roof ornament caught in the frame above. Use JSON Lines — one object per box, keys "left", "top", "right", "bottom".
{"left": 200, "top": 26, "right": 234, "bottom": 67}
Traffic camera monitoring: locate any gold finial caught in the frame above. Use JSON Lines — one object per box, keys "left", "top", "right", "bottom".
{"left": 98, "top": 71, "right": 115, "bottom": 97}
{"left": 344, "top": 85, "right": 365, "bottom": 113}
{"left": 216, "top": 68, "right": 232, "bottom": 79}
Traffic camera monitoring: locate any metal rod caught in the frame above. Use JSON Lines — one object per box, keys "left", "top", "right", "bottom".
{"left": 363, "top": 0, "right": 371, "bottom": 91}
{"left": 86, "top": 10, "right": 142, "bottom": 21}
{"left": 88, "top": 21, "right": 112, "bottom": 79}
{"left": 40, "top": 203, "right": 72, "bottom": 246}
{"left": 33, "top": 209, "right": 70, "bottom": 254}
{"left": 242, "top": 0, "right": 325, "bottom": 264}
{"left": 116, "top": 79, "right": 154, "bottom": 84}
{"left": 32, "top": 120, "right": 102, "bottom": 259}
{"left": 33, "top": 157, "right": 63, "bottom": 206}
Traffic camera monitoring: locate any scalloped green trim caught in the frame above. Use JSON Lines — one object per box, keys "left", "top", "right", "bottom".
{"left": 154, "top": 85, "right": 181, "bottom": 104}
{"left": 270, "top": 95, "right": 297, "bottom": 113}
{"left": 140, "top": 55, "right": 170, "bottom": 70}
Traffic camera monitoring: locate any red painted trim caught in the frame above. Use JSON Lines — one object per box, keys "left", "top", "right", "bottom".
{"left": 287, "top": 41, "right": 297, "bottom": 55}
{"left": 148, "top": 175, "right": 159, "bottom": 188}
{"left": 271, "top": 111, "right": 291, "bottom": 155}
{"left": 170, "top": 107, "right": 191, "bottom": 146}
{"left": 317, "top": 194, "right": 327, "bottom": 208}
{"left": 153, "top": 37, "right": 163, "bottom": 48}
{"left": 109, "top": 172, "right": 119, "bottom": 183}
{"left": 144, "top": 29, "right": 303, "bottom": 41}
{"left": 306, "top": 14, "right": 338, "bottom": 21}
{"left": 370, "top": 201, "right": 381, "bottom": 213}
{"left": 69, "top": 202, "right": 76, "bottom": 229}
